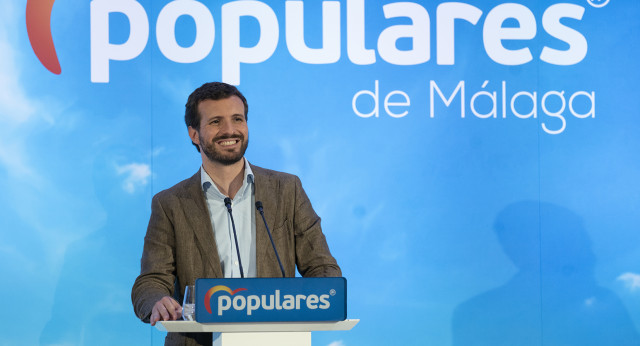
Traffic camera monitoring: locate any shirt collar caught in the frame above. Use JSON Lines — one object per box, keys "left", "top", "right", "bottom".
{"left": 200, "top": 158, "right": 254, "bottom": 197}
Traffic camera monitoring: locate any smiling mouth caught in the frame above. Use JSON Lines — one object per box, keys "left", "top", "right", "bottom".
{"left": 217, "top": 139, "right": 239, "bottom": 147}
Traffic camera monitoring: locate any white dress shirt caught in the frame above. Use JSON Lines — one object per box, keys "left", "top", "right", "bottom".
{"left": 200, "top": 159, "right": 257, "bottom": 278}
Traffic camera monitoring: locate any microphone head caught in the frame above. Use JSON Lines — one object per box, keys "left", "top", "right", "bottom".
{"left": 255, "top": 201, "right": 263, "bottom": 211}
{"left": 224, "top": 197, "right": 232, "bottom": 210}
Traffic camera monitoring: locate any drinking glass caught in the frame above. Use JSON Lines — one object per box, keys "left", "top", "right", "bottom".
{"left": 183, "top": 285, "right": 195, "bottom": 321}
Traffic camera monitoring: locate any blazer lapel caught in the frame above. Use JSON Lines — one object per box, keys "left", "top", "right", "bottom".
{"left": 179, "top": 172, "right": 223, "bottom": 278}
{"left": 252, "top": 165, "right": 280, "bottom": 276}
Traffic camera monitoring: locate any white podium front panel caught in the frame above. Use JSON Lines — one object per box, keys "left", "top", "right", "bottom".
{"left": 212, "top": 332, "right": 310, "bottom": 346}
{"left": 155, "top": 320, "right": 359, "bottom": 346}
{"left": 156, "top": 319, "right": 359, "bottom": 333}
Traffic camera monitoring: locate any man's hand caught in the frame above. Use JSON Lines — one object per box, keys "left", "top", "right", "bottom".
{"left": 150, "top": 296, "right": 182, "bottom": 326}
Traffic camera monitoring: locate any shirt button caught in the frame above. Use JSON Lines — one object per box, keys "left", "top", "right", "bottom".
{"left": 234, "top": 261, "right": 239, "bottom": 266}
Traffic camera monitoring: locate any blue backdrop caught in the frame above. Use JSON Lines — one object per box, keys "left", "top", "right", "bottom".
{"left": 1, "top": 0, "right": 639, "bottom": 345}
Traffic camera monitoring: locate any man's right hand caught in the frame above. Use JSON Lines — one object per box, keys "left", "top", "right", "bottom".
{"left": 150, "top": 296, "right": 182, "bottom": 326}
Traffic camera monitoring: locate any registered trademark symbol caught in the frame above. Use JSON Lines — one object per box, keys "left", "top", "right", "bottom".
{"left": 587, "top": 0, "right": 610, "bottom": 8}
{"left": 330, "top": 289, "right": 336, "bottom": 296}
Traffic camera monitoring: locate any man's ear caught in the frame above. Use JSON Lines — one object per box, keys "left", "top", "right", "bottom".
{"left": 188, "top": 126, "right": 200, "bottom": 146}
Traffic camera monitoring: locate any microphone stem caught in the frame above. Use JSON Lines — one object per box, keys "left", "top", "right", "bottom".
{"left": 225, "top": 198, "right": 244, "bottom": 278}
{"left": 228, "top": 212, "right": 244, "bottom": 278}
{"left": 258, "top": 208, "right": 286, "bottom": 277}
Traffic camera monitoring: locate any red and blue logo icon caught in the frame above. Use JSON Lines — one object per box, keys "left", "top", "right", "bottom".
{"left": 203, "top": 285, "right": 247, "bottom": 314}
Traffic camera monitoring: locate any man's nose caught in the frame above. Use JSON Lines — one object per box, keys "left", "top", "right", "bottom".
{"left": 219, "top": 120, "right": 235, "bottom": 135}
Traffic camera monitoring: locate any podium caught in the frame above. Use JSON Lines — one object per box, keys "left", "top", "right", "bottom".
{"left": 156, "top": 319, "right": 359, "bottom": 346}
{"left": 158, "top": 277, "right": 354, "bottom": 345}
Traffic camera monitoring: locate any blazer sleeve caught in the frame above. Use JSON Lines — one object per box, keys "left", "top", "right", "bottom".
{"left": 131, "top": 194, "right": 177, "bottom": 323}
{"left": 291, "top": 176, "right": 342, "bottom": 278}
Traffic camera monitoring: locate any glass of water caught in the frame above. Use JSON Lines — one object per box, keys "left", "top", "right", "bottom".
{"left": 183, "top": 285, "right": 195, "bottom": 321}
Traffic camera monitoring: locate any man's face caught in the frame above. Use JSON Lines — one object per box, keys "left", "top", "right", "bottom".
{"left": 189, "top": 96, "right": 249, "bottom": 166}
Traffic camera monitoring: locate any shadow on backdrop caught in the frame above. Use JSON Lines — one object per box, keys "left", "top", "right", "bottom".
{"left": 452, "top": 200, "right": 639, "bottom": 346}
{"left": 39, "top": 148, "right": 149, "bottom": 345}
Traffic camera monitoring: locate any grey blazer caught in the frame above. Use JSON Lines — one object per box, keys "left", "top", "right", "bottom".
{"left": 131, "top": 164, "right": 341, "bottom": 346}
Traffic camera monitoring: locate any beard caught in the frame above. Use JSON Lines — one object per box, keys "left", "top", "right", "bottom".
{"left": 200, "top": 133, "right": 249, "bottom": 166}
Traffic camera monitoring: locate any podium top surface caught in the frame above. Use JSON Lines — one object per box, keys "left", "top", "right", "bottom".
{"left": 156, "top": 319, "right": 359, "bottom": 333}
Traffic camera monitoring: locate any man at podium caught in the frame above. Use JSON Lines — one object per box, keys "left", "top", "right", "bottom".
{"left": 131, "top": 82, "right": 341, "bottom": 346}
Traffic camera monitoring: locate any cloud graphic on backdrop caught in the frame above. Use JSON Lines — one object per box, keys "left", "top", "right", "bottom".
{"left": 26, "top": 0, "right": 61, "bottom": 74}
{"left": 115, "top": 163, "right": 150, "bottom": 194}
{"left": 617, "top": 272, "right": 640, "bottom": 292}
{"left": 1, "top": 1, "right": 44, "bottom": 181}
{"left": 328, "top": 341, "right": 346, "bottom": 346}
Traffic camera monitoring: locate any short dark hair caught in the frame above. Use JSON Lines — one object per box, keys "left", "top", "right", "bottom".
{"left": 185, "top": 82, "right": 249, "bottom": 151}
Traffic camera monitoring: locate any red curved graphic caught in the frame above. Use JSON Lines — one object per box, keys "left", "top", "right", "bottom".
{"left": 26, "top": 0, "right": 61, "bottom": 74}
{"left": 204, "top": 286, "right": 248, "bottom": 314}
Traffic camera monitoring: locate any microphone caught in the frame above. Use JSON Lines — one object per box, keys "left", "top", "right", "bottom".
{"left": 255, "top": 201, "right": 286, "bottom": 277}
{"left": 224, "top": 197, "right": 244, "bottom": 278}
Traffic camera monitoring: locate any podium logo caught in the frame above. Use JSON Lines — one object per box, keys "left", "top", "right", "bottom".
{"left": 205, "top": 285, "right": 331, "bottom": 316}
{"left": 204, "top": 285, "right": 247, "bottom": 314}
